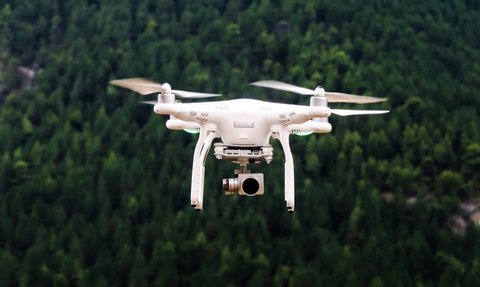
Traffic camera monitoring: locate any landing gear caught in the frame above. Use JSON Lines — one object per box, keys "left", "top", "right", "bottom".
{"left": 190, "top": 127, "right": 296, "bottom": 212}
{"left": 190, "top": 127, "right": 218, "bottom": 210}
{"left": 272, "top": 129, "right": 295, "bottom": 213}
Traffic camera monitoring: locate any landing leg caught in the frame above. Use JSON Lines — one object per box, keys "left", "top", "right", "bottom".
{"left": 276, "top": 130, "right": 295, "bottom": 212}
{"left": 195, "top": 131, "right": 216, "bottom": 210}
{"left": 191, "top": 128, "right": 216, "bottom": 210}
{"left": 191, "top": 129, "right": 206, "bottom": 207}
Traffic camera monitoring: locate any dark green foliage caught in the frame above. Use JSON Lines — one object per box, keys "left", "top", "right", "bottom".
{"left": 1, "top": 0, "right": 479, "bottom": 286}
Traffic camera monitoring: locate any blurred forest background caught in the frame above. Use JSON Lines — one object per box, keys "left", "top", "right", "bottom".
{"left": 1, "top": 0, "right": 480, "bottom": 286}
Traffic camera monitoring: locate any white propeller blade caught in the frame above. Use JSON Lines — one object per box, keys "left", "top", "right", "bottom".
{"left": 110, "top": 78, "right": 221, "bottom": 98}
{"left": 251, "top": 80, "right": 314, "bottom": 95}
{"left": 325, "top": 92, "right": 386, "bottom": 104}
{"left": 171, "top": 90, "right": 220, "bottom": 98}
{"left": 331, "top": 109, "right": 389, "bottom": 116}
{"left": 140, "top": 101, "right": 158, "bottom": 105}
{"left": 110, "top": 78, "right": 164, "bottom": 95}
{"left": 251, "top": 80, "right": 387, "bottom": 104}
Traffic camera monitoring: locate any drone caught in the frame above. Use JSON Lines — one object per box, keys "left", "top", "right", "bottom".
{"left": 110, "top": 78, "right": 388, "bottom": 212}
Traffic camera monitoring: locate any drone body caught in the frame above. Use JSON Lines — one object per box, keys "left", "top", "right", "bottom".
{"left": 154, "top": 99, "right": 332, "bottom": 146}
{"left": 110, "top": 78, "right": 389, "bottom": 212}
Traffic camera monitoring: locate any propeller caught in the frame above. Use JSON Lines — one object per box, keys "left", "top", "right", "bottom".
{"left": 139, "top": 101, "right": 158, "bottom": 105}
{"left": 110, "top": 78, "right": 221, "bottom": 98}
{"left": 250, "top": 80, "right": 386, "bottom": 104}
{"left": 330, "top": 109, "right": 389, "bottom": 116}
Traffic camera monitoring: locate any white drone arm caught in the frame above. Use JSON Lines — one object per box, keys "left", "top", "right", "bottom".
{"left": 305, "top": 106, "right": 331, "bottom": 118}
{"left": 166, "top": 118, "right": 201, "bottom": 131}
{"left": 154, "top": 103, "right": 188, "bottom": 116}
{"left": 287, "top": 120, "right": 332, "bottom": 134}
{"left": 273, "top": 105, "right": 331, "bottom": 126}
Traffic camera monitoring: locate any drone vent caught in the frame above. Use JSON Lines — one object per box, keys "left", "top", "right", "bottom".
{"left": 234, "top": 121, "right": 255, "bottom": 128}
{"left": 216, "top": 105, "right": 228, "bottom": 110}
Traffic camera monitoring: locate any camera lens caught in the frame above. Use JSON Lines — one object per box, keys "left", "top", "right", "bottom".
{"left": 242, "top": 178, "right": 260, "bottom": 195}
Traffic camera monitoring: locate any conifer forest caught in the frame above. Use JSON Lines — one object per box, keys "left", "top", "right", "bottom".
{"left": 1, "top": 0, "right": 480, "bottom": 286}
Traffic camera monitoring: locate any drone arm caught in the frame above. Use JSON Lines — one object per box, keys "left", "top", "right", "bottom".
{"left": 287, "top": 121, "right": 332, "bottom": 134}
{"left": 154, "top": 103, "right": 185, "bottom": 115}
{"left": 166, "top": 118, "right": 201, "bottom": 131}
{"left": 273, "top": 128, "right": 295, "bottom": 212}
{"left": 154, "top": 103, "right": 213, "bottom": 126}
{"left": 274, "top": 106, "right": 331, "bottom": 126}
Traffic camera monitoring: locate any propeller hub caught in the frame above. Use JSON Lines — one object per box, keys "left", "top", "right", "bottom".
{"left": 314, "top": 86, "right": 325, "bottom": 97}
{"left": 162, "top": 83, "right": 172, "bottom": 93}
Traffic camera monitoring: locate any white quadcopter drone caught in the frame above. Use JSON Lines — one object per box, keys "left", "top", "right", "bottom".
{"left": 110, "top": 78, "right": 388, "bottom": 212}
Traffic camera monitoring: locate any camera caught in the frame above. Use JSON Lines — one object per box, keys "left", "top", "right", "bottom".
{"left": 223, "top": 173, "right": 264, "bottom": 196}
